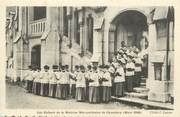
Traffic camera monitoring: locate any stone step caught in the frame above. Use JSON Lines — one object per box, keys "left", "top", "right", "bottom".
{"left": 140, "top": 82, "right": 146, "bottom": 86}
{"left": 140, "top": 86, "right": 146, "bottom": 88}
{"left": 133, "top": 87, "right": 149, "bottom": 93}
{"left": 111, "top": 96, "right": 173, "bottom": 110}
{"left": 125, "top": 92, "right": 148, "bottom": 99}
{"left": 140, "top": 78, "right": 147, "bottom": 83}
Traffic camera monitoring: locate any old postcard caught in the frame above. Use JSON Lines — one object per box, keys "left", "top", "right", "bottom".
{"left": 0, "top": 0, "right": 179, "bottom": 117}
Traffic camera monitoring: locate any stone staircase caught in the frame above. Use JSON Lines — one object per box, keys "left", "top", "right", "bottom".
{"left": 124, "top": 77, "right": 149, "bottom": 99}
{"left": 111, "top": 77, "right": 173, "bottom": 109}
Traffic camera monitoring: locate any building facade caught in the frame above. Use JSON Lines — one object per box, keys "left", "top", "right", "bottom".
{"left": 6, "top": 6, "right": 174, "bottom": 103}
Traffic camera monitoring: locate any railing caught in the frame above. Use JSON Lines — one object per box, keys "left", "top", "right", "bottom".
{"left": 29, "top": 18, "right": 46, "bottom": 36}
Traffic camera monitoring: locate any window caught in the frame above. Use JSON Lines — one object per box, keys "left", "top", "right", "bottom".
{"left": 63, "top": 7, "right": 68, "bottom": 37}
{"left": 74, "top": 10, "right": 80, "bottom": 44}
{"left": 87, "top": 14, "right": 94, "bottom": 53}
{"left": 154, "top": 63, "right": 163, "bottom": 81}
{"left": 33, "top": 7, "right": 46, "bottom": 20}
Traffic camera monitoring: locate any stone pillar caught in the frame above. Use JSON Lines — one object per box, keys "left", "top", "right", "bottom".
{"left": 103, "top": 22, "right": 110, "bottom": 64}
{"left": 83, "top": 11, "right": 88, "bottom": 54}
{"left": 71, "top": 8, "right": 75, "bottom": 44}
{"left": 22, "top": 7, "right": 30, "bottom": 70}
{"left": 147, "top": 20, "right": 172, "bottom": 103}
{"left": 68, "top": 13, "right": 72, "bottom": 43}
{"left": 79, "top": 22, "right": 84, "bottom": 55}
{"left": 146, "top": 23, "right": 156, "bottom": 89}
{"left": 168, "top": 21, "right": 174, "bottom": 97}
{"left": 92, "top": 29, "right": 103, "bottom": 64}
{"left": 13, "top": 7, "right": 24, "bottom": 79}
{"left": 46, "top": 7, "right": 51, "bottom": 32}
{"left": 41, "top": 7, "right": 60, "bottom": 68}
{"left": 109, "top": 24, "right": 116, "bottom": 61}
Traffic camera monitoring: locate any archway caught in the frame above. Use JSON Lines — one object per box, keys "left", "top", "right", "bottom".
{"left": 109, "top": 10, "right": 148, "bottom": 59}
{"left": 31, "top": 45, "right": 41, "bottom": 68}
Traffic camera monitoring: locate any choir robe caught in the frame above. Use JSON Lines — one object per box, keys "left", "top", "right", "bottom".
{"left": 70, "top": 71, "right": 78, "bottom": 98}
{"left": 139, "top": 50, "right": 148, "bottom": 77}
{"left": 75, "top": 72, "right": 86, "bottom": 102}
{"left": 114, "top": 66, "right": 125, "bottom": 97}
{"left": 125, "top": 62, "right": 135, "bottom": 92}
{"left": 98, "top": 70, "right": 104, "bottom": 102}
{"left": 40, "top": 71, "right": 50, "bottom": 96}
{"left": 58, "top": 71, "right": 70, "bottom": 99}
{"left": 85, "top": 70, "right": 92, "bottom": 100}
{"left": 24, "top": 70, "right": 34, "bottom": 93}
{"left": 55, "top": 72, "right": 62, "bottom": 99}
{"left": 102, "top": 71, "right": 112, "bottom": 102}
{"left": 109, "top": 66, "right": 115, "bottom": 96}
{"left": 49, "top": 71, "right": 57, "bottom": 98}
{"left": 35, "top": 71, "right": 41, "bottom": 95}
{"left": 134, "top": 57, "right": 143, "bottom": 87}
{"left": 89, "top": 72, "right": 100, "bottom": 103}
{"left": 32, "top": 71, "right": 40, "bottom": 94}
{"left": 66, "top": 71, "right": 71, "bottom": 96}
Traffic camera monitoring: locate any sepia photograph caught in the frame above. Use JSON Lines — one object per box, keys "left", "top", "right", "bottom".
{"left": 5, "top": 6, "right": 174, "bottom": 110}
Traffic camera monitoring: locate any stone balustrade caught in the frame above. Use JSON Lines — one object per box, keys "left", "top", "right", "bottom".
{"left": 29, "top": 18, "right": 46, "bottom": 36}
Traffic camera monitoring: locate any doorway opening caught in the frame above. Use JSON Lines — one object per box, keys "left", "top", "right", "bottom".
{"left": 31, "top": 45, "right": 41, "bottom": 69}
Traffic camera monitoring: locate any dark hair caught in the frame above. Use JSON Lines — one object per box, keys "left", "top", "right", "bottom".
{"left": 87, "top": 65, "right": 92, "bottom": 69}
{"left": 44, "top": 65, "right": 49, "bottom": 69}
{"left": 28, "top": 65, "right": 32, "bottom": 69}
{"left": 92, "top": 66, "right": 97, "bottom": 70}
{"left": 52, "top": 65, "right": 58, "bottom": 69}
{"left": 121, "top": 41, "right": 125, "bottom": 47}
{"left": 80, "top": 65, "right": 85, "bottom": 70}
{"left": 65, "top": 65, "right": 69, "bottom": 69}
{"left": 75, "top": 65, "right": 79, "bottom": 69}
{"left": 104, "top": 65, "right": 109, "bottom": 69}
{"left": 61, "top": 65, "right": 65, "bottom": 70}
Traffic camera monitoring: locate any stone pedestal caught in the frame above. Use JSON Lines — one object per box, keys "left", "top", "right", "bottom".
{"left": 147, "top": 21, "right": 173, "bottom": 103}
{"left": 148, "top": 80, "right": 172, "bottom": 102}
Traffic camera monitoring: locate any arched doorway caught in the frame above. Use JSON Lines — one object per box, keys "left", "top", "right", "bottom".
{"left": 31, "top": 45, "right": 41, "bottom": 68}
{"left": 109, "top": 10, "right": 148, "bottom": 59}
{"left": 108, "top": 10, "right": 149, "bottom": 78}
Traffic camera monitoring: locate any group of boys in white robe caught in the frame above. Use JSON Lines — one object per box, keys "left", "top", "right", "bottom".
{"left": 110, "top": 45, "right": 144, "bottom": 97}
{"left": 24, "top": 46, "right": 144, "bottom": 103}
{"left": 24, "top": 64, "right": 113, "bottom": 103}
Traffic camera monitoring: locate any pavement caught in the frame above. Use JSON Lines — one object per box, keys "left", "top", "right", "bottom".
{"left": 6, "top": 83, "right": 140, "bottom": 109}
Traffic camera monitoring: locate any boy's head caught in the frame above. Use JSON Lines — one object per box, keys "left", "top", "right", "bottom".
{"left": 87, "top": 65, "right": 92, "bottom": 71}
{"left": 92, "top": 66, "right": 97, "bottom": 72}
{"left": 65, "top": 65, "right": 69, "bottom": 71}
{"left": 61, "top": 65, "right": 65, "bottom": 72}
{"left": 75, "top": 65, "right": 80, "bottom": 71}
{"left": 104, "top": 65, "right": 109, "bottom": 72}
{"left": 44, "top": 65, "right": 49, "bottom": 72}
{"left": 52, "top": 65, "right": 59, "bottom": 72}
{"left": 28, "top": 65, "right": 32, "bottom": 70}
{"left": 80, "top": 65, "right": 85, "bottom": 73}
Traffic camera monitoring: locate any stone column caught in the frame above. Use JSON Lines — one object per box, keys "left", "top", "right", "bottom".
{"left": 79, "top": 8, "right": 85, "bottom": 56}
{"left": 41, "top": 7, "right": 60, "bottom": 67}
{"left": 13, "top": 7, "right": 24, "bottom": 78}
{"left": 168, "top": 21, "right": 174, "bottom": 96}
{"left": 71, "top": 8, "right": 75, "bottom": 44}
{"left": 109, "top": 24, "right": 116, "bottom": 61}
{"left": 103, "top": 22, "right": 110, "bottom": 64}
{"left": 22, "top": 7, "right": 30, "bottom": 70}
{"left": 92, "top": 29, "right": 102, "bottom": 64}
{"left": 147, "top": 20, "right": 172, "bottom": 102}
{"left": 79, "top": 22, "right": 84, "bottom": 55}
{"left": 146, "top": 23, "right": 157, "bottom": 87}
